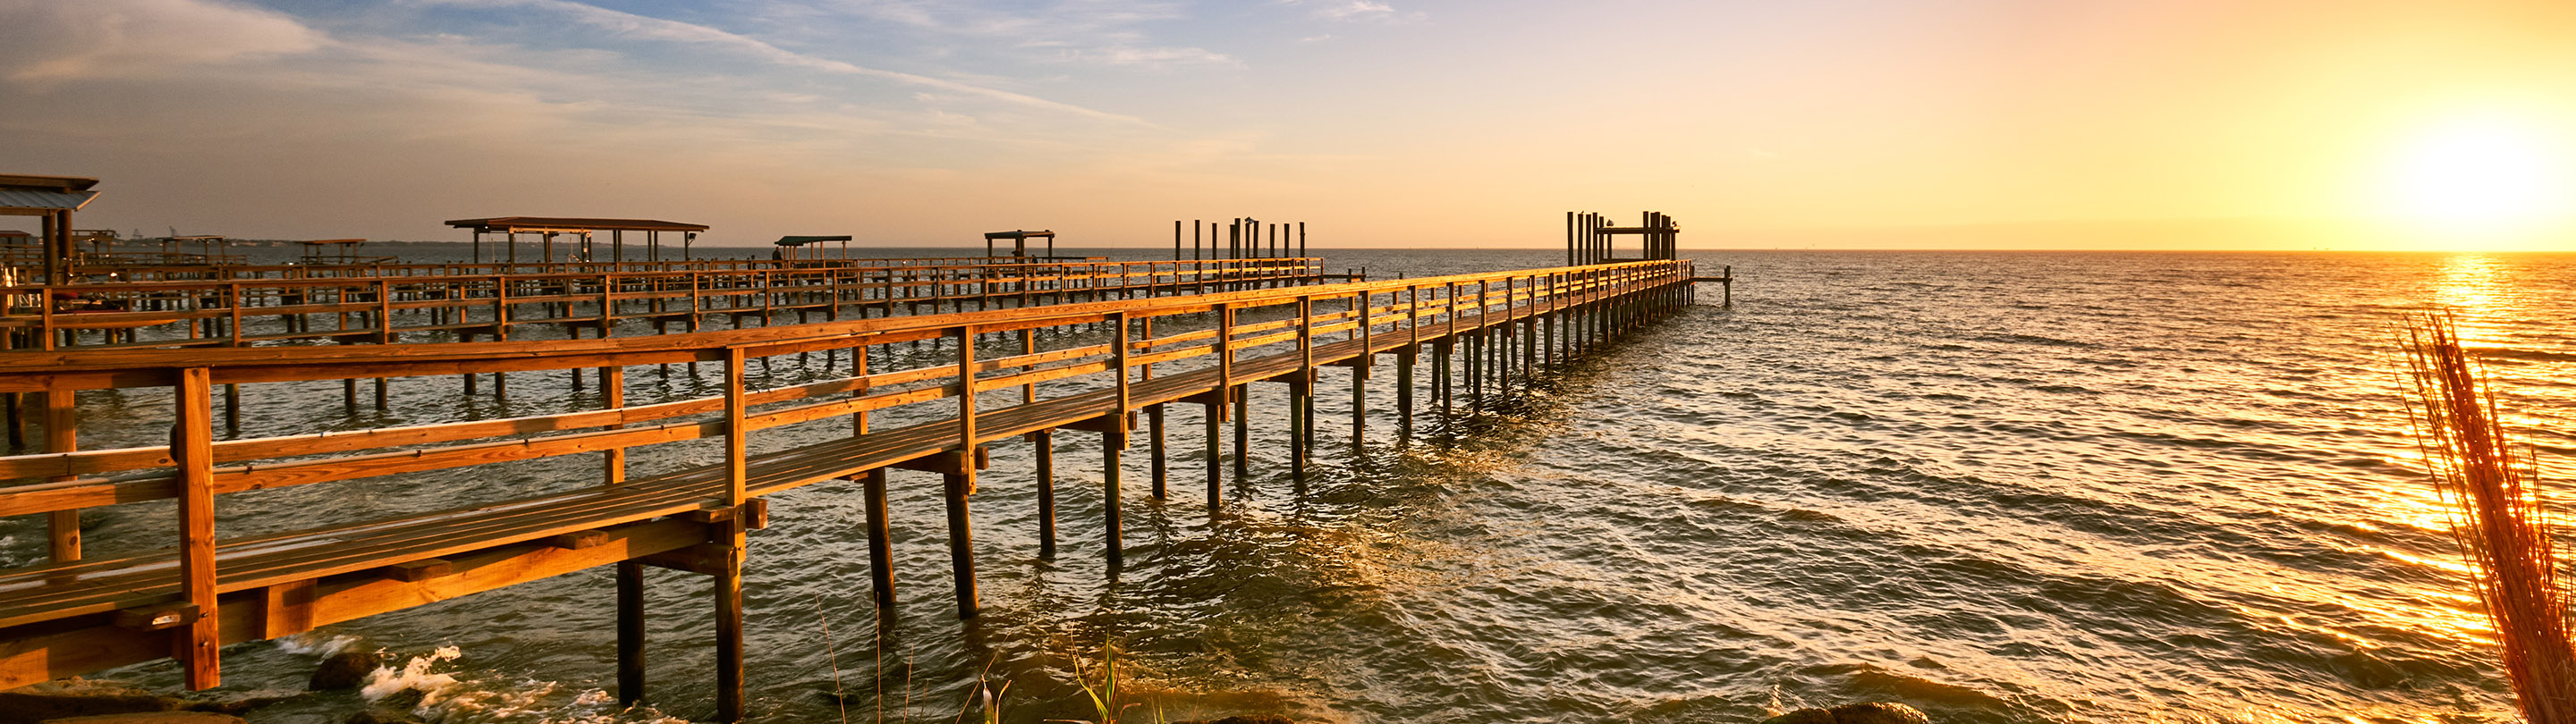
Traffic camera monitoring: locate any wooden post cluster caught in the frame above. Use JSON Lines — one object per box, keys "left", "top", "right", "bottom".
{"left": 1565, "top": 211, "right": 1680, "bottom": 265}
{"left": 1174, "top": 219, "right": 1309, "bottom": 263}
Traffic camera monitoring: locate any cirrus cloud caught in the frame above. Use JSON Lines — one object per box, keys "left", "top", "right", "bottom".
{"left": 0, "top": 0, "right": 326, "bottom": 82}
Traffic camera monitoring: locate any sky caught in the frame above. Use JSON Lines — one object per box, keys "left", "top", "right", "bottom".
{"left": 4, "top": 0, "right": 2574, "bottom": 250}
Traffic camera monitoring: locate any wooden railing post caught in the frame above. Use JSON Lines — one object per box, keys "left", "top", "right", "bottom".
{"left": 724, "top": 346, "right": 747, "bottom": 505}
{"left": 947, "top": 324, "right": 980, "bottom": 619}
{"left": 43, "top": 389, "right": 76, "bottom": 562}
{"left": 173, "top": 367, "right": 220, "bottom": 688}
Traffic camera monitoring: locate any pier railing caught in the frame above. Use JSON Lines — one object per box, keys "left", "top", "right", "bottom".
{"left": 0, "top": 257, "right": 1699, "bottom": 717}
{"left": 0, "top": 257, "right": 1326, "bottom": 350}
{"left": 38, "top": 255, "right": 1110, "bottom": 282}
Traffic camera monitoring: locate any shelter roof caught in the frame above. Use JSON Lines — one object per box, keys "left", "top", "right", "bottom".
{"left": 983, "top": 230, "right": 1054, "bottom": 240}
{"left": 775, "top": 235, "right": 852, "bottom": 247}
{"left": 445, "top": 216, "right": 708, "bottom": 233}
{"left": 0, "top": 174, "right": 101, "bottom": 214}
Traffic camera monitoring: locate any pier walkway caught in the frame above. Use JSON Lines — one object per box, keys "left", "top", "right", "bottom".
{"left": 0, "top": 257, "right": 1700, "bottom": 720}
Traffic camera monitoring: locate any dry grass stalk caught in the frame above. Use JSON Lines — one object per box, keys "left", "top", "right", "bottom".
{"left": 2402, "top": 312, "right": 2576, "bottom": 723}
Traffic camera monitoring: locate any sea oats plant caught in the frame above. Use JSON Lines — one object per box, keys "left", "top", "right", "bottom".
{"left": 2402, "top": 312, "right": 2576, "bottom": 723}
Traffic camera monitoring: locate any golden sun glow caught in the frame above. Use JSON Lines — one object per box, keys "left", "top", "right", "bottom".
{"left": 2377, "top": 113, "right": 2576, "bottom": 244}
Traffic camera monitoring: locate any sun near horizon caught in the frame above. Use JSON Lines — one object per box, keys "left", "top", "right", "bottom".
{"left": 2366, "top": 105, "right": 2576, "bottom": 251}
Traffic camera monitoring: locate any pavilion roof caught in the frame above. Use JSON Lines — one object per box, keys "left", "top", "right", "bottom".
{"left": 445, "top": 216, "right": 708, "bottom": 233}
{"left": 0, "top": 174, "right": 101, "bottom": 214}
{"left": 775, "top": 235, "right": 853, "bottom": 247}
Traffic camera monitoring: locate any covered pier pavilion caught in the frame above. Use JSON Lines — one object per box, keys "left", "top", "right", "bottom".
{"left": 983, "top": 229, "right": 1056, "bottom": 259}
{"left": 0, "top": 174, "right": 100, "bottom": 284}
{"left": 446, "top": 216, "right": 710, "bottom": 264}
{"left": 771, "top": 235, "right": 852, "bottom": 262}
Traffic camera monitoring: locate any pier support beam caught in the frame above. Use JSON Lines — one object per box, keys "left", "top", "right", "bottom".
{"left": 616, "top": 560, "right": 645, "bottom": 704}
{"left": 1351, "top": 359, "right": 1368, "bottom": 450}
{"left": 1288, "top": 376, "right": 1308, "bottom": 486}
{"left": 45, "top": 390, "right": 78, "bottom": 563}
{"left": 1233, "top": 384, "right": 1250, "bottom": 481}
{"left": 862, "top": 469, "right": 895, "bottom": 610}
{"left": 942, "top": 470, "right": 979, "bottom": 619}
{"left": 1033, "top": 429, "right": 1056, "bottom": 559}
{"left": 714, "top": 524, "right": 745, "bottom": 723}
{"left": 1103, "top": 431, "right": 1124, "bottom": 569}
{"left": 1202, "top": 393, "right": 1224, "bottom": 511}
{"left": 1148, "top": 405, "right": 1167, "bottom": 499}
{"left": 1396, "top": 348, "right": 1415, "bottom": 443}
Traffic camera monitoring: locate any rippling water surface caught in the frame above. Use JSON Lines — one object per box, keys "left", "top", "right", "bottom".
{"left": 26, "top": 248, "right": 2576, "bottom": 723}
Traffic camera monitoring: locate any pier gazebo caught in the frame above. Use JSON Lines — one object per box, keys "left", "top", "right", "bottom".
{"left": 0, "top": 174, "right": 100, "bottom": 283}
{"left": 772, "top": 235, "right": 852, "bottom": 262}
{"left": 446, "top": 216, "right": 710, "bottom": 264}
{"left": 983, "top": 229, "right": 1055, "bottom": 259}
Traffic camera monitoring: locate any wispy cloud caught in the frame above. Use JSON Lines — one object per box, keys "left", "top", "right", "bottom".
{"left": 770, "top": 0, "right": 1235, "bottom": 69}
{"left": 1278, "top": 0, "right": 1419, "bottom": 23}
{"left": 1084, "top": 45, "right": 1242, "bottom": 68}
{"left": 419, "top": 0, "right": 1149, "bottom": 123}
{"left": 1319, "top": 1, "right": 1393, "bottom": 21}
{"left": 0, "top": 0, "right": 326, "bottom": 82}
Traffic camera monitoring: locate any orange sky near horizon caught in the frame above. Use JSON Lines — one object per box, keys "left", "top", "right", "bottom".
{"left": 2, "top": 0, "right": 2572, "bottom": 251}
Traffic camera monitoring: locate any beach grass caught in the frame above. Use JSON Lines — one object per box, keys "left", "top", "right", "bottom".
{"left": 2401, "top": 312, "right": 2576, "bottom": 723}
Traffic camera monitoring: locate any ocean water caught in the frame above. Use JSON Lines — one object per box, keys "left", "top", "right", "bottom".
{"left": 19, "top": 248, "right": 2574, "bottom": 723}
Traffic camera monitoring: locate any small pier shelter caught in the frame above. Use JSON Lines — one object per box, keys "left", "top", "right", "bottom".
{"left": 983, "top": 229, "right": 1055, "bottom": 259}
{"left": 772, "top": 235, "right": 852, "bottom": 262}
{"left": 0, "top": 174, "right": 100, "bottom": 283}
{"left": 447, "top": 216, "right": 709, "bottom": 264}
{"left": 297, "top": 239, "right": 395, "bottom": 265}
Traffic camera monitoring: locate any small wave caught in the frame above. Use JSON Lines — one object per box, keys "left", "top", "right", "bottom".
{"left": 2472, "top": 348, "right": 2576, "bottom": 362}
{"left": 360, "top": 646, "right": 685, "bottom": 724}
{"left": 274, "top": 632, "right": 363, "bottom": 657}
{"left": 1974, "top": 333, "right": 2097, "bottom": 349}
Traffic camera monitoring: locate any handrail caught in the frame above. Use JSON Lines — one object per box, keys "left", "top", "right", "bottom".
{"left": 0, "top": 257, "right": 1330, "bottom": 349}
{"left": 0, "top": 259, "right": 1683, "bottom": 382}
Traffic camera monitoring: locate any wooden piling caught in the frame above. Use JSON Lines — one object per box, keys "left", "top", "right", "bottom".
{"left": 942, "top": 470, "right": 978, "bottom": 619}
{"left": 44, "top": 390, "right": 76, "bottom": 562}
{"left": 948, "top": 326, "right": 980, "bottom": 619}
{"left": 1034, "top": 429, "right": 1056, "bottom": 559}
{"left": 1396, "top": 348, "right": 1415, "bottom": 442}
{"left": 173, "top": 368, "right": 219, "bottom": 688}
{"left": 1148, "top": 405, "right": 1167, "bottom": 499}
{"left": 1103, "top": 432, "right": 1123, "bottom": 569}
{"left": 862, "top": 469, "right": 895, "bottom": 610}
{"left": 1204, "top": 394, "right": 1224, "bottom": 511}
{"left": 714, "top": 520, "right": 746, "bottom": 722}
{"left": 1233, "top": 383, "right": 1250, "bottom": 481}
{"left": 616, "top": 560, "right": 646, "bottom": 704}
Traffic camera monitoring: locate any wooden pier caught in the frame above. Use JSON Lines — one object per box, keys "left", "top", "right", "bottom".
{"left": 0, "top": 254, "right": 1701, "bottom": 719}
